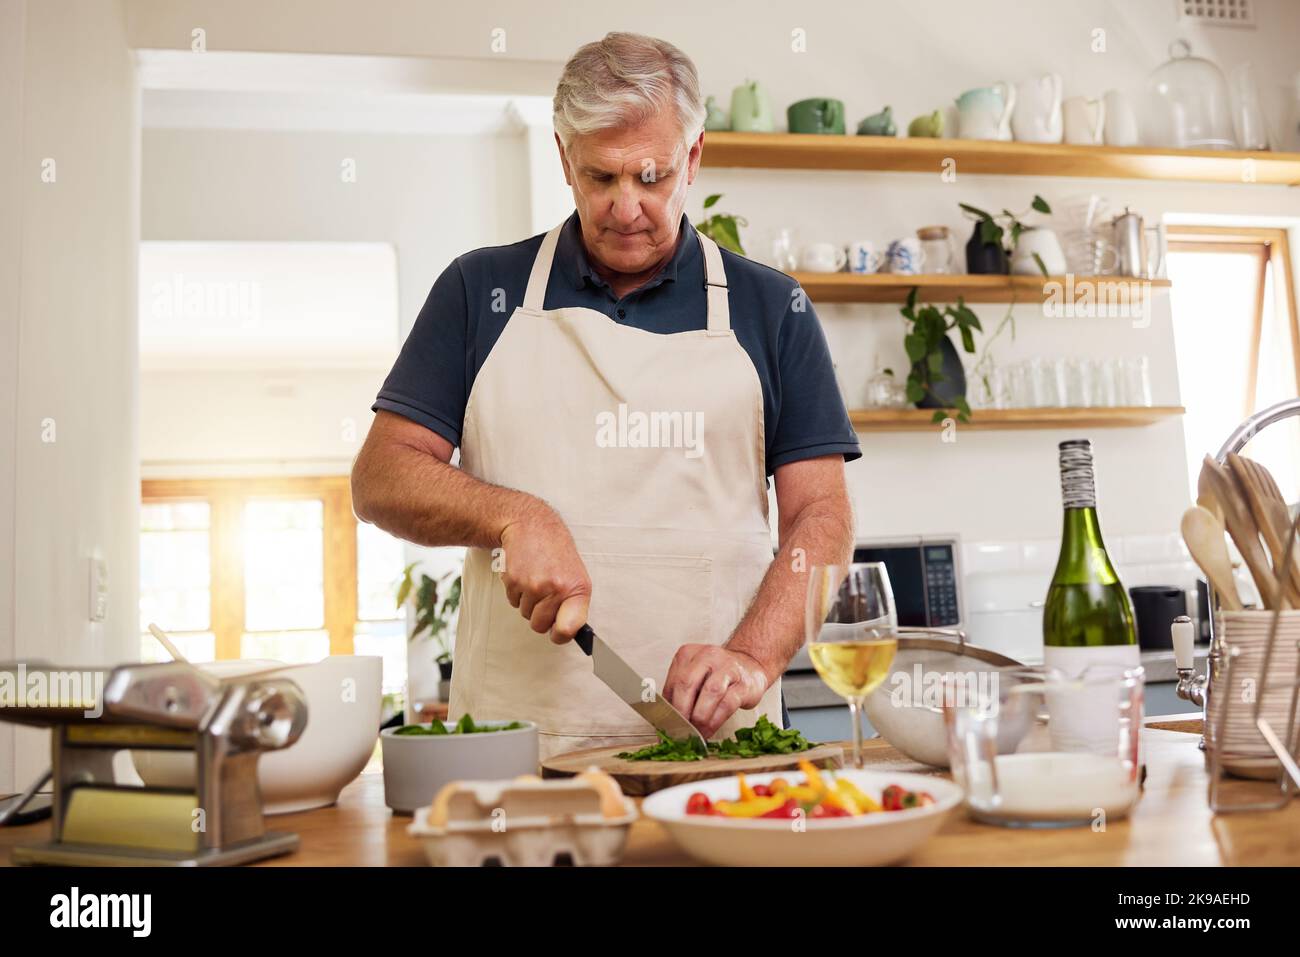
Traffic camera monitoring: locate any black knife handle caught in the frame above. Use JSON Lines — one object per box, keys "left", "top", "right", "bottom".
{"left": 573, "top": 624, "right": 595, "bottom": 657}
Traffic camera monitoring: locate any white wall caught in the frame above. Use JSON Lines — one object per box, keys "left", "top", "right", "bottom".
{"left": 0, "top": 0, "right": 140, "bottom": 791}
{"left": 139, "top": 128, "right": 530, "bottom": 478}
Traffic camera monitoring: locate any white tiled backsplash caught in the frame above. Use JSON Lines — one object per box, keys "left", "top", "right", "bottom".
{"left": 961, "top": 532, "right": 1201, "bottom": 665}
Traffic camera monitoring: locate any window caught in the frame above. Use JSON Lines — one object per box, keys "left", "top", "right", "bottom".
{"left": 139, "top": 477, "right": 408, "bottom": 693}
{"left": 1167, "top": 226, "right": 1299, "bottom": 500}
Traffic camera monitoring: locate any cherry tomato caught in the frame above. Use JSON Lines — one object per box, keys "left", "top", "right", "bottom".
{"left": 685, "top": 792, "right": 713, "bottom": 815}
{"left": 881, "top": 784, "right": 905, "bottom": 811}
{"left": 752, "top": 784, "right": 772, "bottom": 798}
{"left": 810, "top": 802, "right": 851, "bottom": 818}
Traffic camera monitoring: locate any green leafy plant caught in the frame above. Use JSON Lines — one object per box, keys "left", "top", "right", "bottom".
{"left": 959, "top": 194, "right": 1053, "bottom": 268}
{"left": 396, "top": 563, "right": 461, "bottom": 664}
{"left": 900, "top": 288, "right": 981, "bottom": 423}
{"left": 695, "top": 193, "right": 747, "bottom": 254}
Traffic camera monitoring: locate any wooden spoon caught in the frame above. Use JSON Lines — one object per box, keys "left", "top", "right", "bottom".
{"left": 1200, "top": 455, "right": 1282, "bottom": 609}
{"left": 1227, "top": 454, "right": 1300, "bottom": 606}
{"left": 1180, "top": 506, "right": 1244, "bottom": 611}
{"left": 1197, "top": 462, "right": 1225, "bottom": 523}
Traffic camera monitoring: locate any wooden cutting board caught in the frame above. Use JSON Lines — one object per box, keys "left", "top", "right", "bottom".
{"left": 540, "top": 742, "right": 845, "bottom": 796}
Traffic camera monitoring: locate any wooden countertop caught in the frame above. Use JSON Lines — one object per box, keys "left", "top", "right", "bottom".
{"left": 4, "top": 718, "right": 1299, "bottom": 866}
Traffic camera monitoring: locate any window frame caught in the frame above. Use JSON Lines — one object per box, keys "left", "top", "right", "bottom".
{"left": 141, "top": 476, "right": 359, "bottom": 659}
{"left": 1166, "top": 225, "right": 1299, "bottom": 416}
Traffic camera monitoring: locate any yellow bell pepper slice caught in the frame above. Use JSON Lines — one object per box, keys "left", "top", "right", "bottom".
{"left": 713, "top": 795, "right": 788, "bottom": 818}
{"left": 835, "top": 778, "right": 880, "bottom": 815}
{"left": 737, "top": 773, "right": 756, "bottom": 802}
{"left": 797, "top": 759, "right": 827, "bottom": 793}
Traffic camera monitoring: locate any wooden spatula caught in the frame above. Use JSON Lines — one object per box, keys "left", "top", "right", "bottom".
{"left": 1180, "top": 506, "right": 1244, "bottom": 611}
{"left": 1226, "top": 454, "right": 1300, "bottom": 607}
{"left": 1200, "top": 455, "right": 1283, "bottom": 609}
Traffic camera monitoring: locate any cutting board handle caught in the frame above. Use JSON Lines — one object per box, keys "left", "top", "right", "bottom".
{"left": 573, "top": 624, "right": 595, "bottom": 657}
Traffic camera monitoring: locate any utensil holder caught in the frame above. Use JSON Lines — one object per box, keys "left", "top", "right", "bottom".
{"left": 1195, "top": 397, "right": 1300, "bottom": 812}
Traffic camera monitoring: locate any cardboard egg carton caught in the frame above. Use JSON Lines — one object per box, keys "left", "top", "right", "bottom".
{"left": 407, "top": 777, "right": 638, "bottom": 867}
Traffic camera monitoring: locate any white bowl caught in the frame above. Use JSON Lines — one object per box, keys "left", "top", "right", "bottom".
{"left": 641, "top": 769, "right": 961, "bottom": 866}
{"left": 131, "top": 655, "right": 382, "bottom": 814}
{"left": 379, "top": 720, "right": 539, "bottom": 813}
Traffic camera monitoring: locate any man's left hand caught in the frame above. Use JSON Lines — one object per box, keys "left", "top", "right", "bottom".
{"left": 663, "top": 645, "right": 772, "bottom": 739}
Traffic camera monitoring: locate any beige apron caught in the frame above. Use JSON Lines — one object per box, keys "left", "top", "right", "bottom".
{"left": 450, "top": 220, "right": 782, "bottom": 760}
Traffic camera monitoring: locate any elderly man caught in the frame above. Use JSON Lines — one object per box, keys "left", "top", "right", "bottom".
{"left": 352, "top": 32, "right": 858, "bottom": 759}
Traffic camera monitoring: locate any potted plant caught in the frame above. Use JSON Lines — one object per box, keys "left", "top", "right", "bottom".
{"left": 959, "top": 194, "right": 1053, "bottom": 275}
{"left": 695, "top": 193, "right": 747, "bottom": 254}
{"left": 901, "top": 288, "right": 982, "bottom": 423}
{"left": 396, "top": 563, "right": 461, "bottom": 688}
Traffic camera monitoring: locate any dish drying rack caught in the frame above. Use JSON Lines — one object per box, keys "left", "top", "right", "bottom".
{"left": 1176, "top": 398, "right": 1300, "bottom": 812}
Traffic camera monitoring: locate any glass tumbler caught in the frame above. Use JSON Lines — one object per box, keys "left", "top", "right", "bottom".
{"left": 943, "top": 665, "right": 1144, "bottom": 828}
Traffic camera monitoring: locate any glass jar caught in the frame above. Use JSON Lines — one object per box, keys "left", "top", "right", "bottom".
{"left": 916, "top": 225, "right": 956, "bottom": 274}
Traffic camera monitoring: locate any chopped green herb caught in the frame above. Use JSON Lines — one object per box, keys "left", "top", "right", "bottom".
{"left": 393, "top": 715, "right": 525, "bottom": 736}
{"left": 616, "top": 716, "right": 815, "bottom": 762}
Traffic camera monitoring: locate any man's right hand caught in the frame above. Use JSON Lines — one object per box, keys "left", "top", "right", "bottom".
{"left": 498, "top": 504, "right": 592, "bottom": 644}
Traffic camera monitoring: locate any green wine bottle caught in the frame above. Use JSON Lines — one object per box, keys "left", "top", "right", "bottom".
{"left": 1042, "top": 439, "right": 1139, "bottom": 676}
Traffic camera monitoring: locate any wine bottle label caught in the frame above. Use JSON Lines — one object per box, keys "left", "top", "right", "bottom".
{"left": 1043, "top": 643, "right": 1141, "bottom": 678}
{"left": 1042, "top": 644, "right": 1143, "bottom": 760}
{"left": 1058, "top": 439, "right": 1097, "bottom": 510}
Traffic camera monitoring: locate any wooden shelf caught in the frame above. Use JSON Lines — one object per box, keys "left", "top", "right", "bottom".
{"left": 791, "top": 272, "right": 1171, "bottom": 304}
{"left": 701, "top": 131, "right": 1300, "bottom": 186}
{"left": 850, "top": 406, "right": 1185, "bottom": 432}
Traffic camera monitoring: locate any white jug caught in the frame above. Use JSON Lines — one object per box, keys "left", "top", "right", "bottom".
{"left": 1063, "top": 96, "right": 1106, "bottom": 145}
{"left": 1011, "top": 73, "right": 1063, "bottom": 143}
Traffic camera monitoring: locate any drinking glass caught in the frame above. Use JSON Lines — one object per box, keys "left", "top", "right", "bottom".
{"left": 1119, "top": 356, "right": 1152, "bottom": 407}
{"left": 1064, "top": 357, "right": 1094, "bottom": 407}
{"left": 805, "top": 563, "right": 898, "bottom": 769}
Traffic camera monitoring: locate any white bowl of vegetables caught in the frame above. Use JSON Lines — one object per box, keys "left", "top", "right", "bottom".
{"left": 641, "top": 763, "right": 962, "bottom": 866}
{"left": 380, "top": 715, "right": 539, "bottom": 813}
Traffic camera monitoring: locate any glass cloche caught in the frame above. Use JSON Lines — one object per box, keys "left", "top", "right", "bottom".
{"left": 1145, "top": 39, "right": 1236, "bottom": 150}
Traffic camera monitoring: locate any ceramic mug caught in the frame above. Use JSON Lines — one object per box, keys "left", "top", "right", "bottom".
{"left": 788, "top": 98, "right": 846, "bottom": 135}
{"left": 886, "top": 238, "right": 926, "bottom": 275}
{"left": 800, "top": 242, "right": 847, "bottom": 273}
{"left": 1063, "top": 96, "right": 1106, "bottom": 145}
{"left": 848, "top": 240, "right": 883, "bottom": 274}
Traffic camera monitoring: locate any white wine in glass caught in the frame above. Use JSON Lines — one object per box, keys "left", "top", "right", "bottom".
{"left": 805, "top": 563, "right": 898, "bottom": 768}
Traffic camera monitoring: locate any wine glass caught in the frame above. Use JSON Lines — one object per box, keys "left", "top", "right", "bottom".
{"left": 805, "top": 563, "right": 898, "bottom": 769}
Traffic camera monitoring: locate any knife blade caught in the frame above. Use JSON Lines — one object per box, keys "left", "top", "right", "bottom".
{"left": 572, "top": 624, "right": 708, "bottom": 754}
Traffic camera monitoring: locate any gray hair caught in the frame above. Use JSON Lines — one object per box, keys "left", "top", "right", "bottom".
{"left": 553, "top": 32, "right": 705, "bottom": 153}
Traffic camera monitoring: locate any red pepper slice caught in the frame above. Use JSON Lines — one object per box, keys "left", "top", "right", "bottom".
{"left": 759, "top": 798, "right": 801, "bottom": 819}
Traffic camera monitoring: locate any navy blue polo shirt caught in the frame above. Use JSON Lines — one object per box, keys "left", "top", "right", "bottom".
{"left": 373, "top": 211, "right": 860, "bottom": 476}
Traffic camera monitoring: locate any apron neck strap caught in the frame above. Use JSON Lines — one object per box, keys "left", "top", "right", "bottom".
{"left": 521, "top": 220, "right": 732, "bottom": 336}
{"left": 522, "top": 222, "right": 565, "bottom": 312}
{"left": 695, "top": 228, "right": 731, "bottom": 336}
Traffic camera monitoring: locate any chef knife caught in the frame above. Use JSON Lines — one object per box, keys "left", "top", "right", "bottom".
{"left": 572, "top": 623, "right": 708, "bottom": 755}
